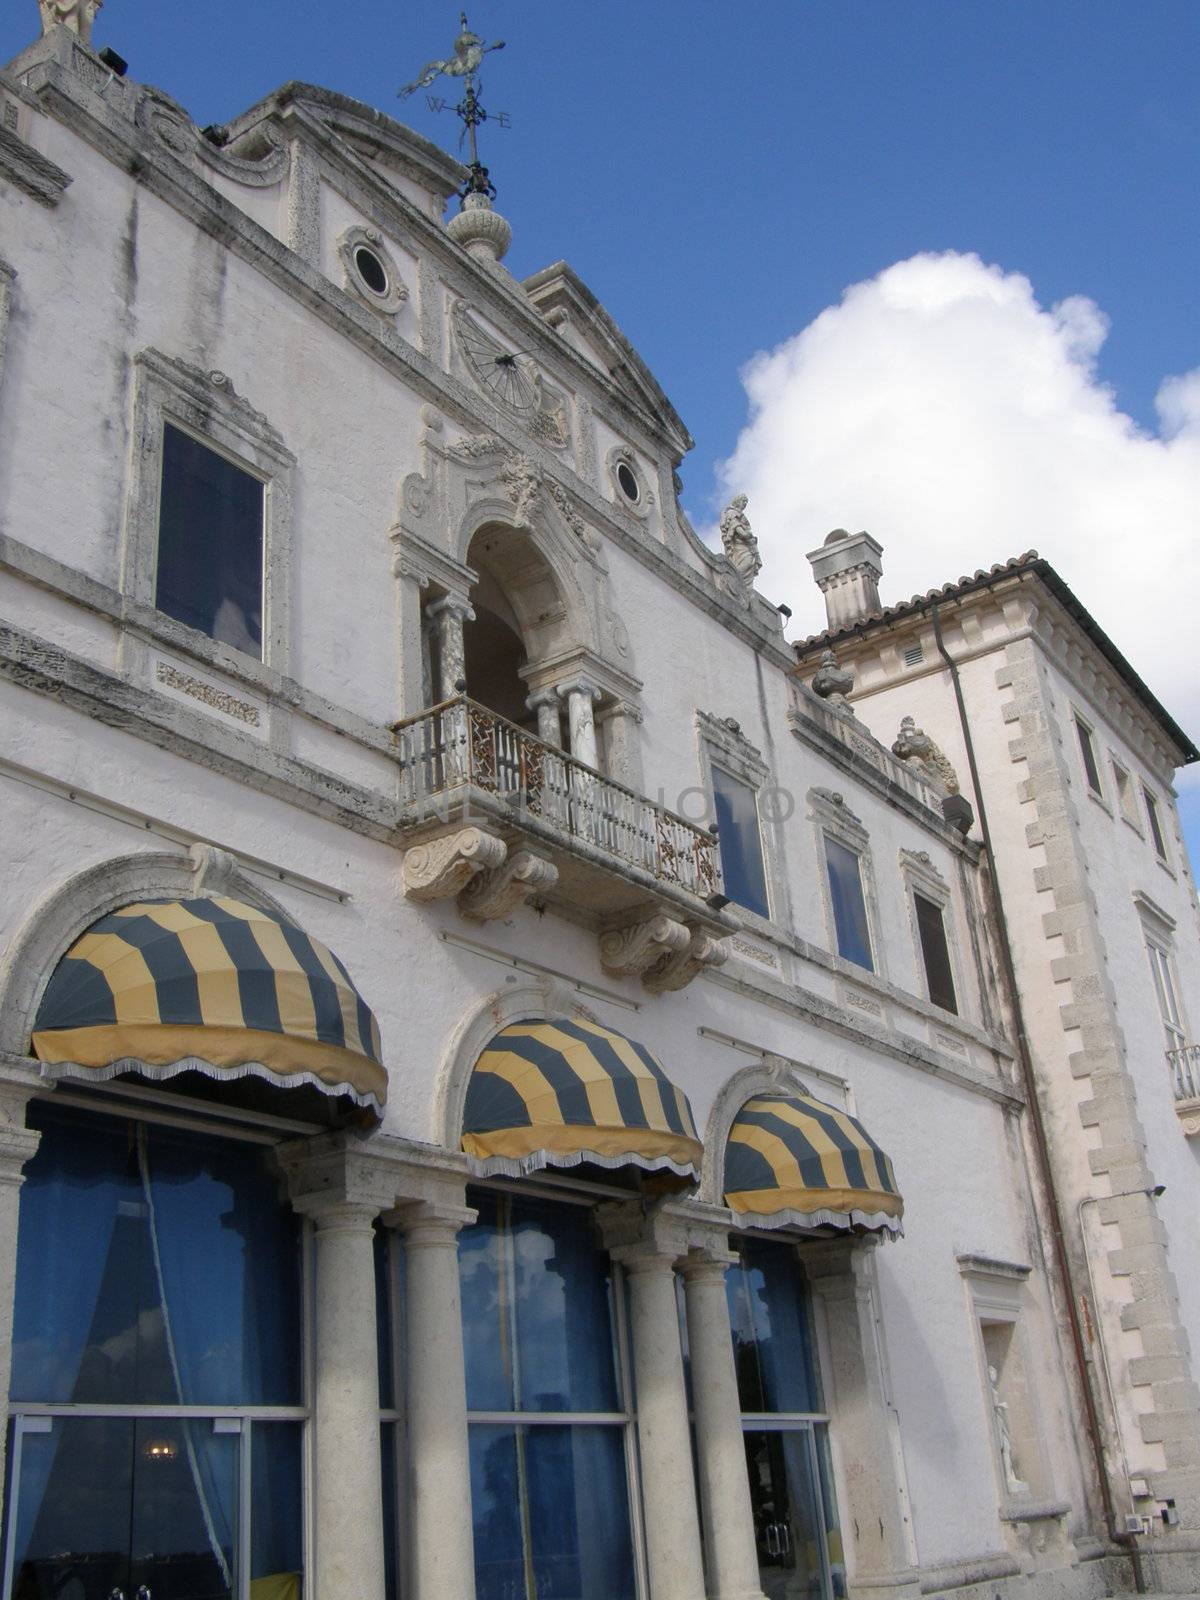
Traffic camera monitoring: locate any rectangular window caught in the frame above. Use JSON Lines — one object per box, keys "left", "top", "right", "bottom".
{"left": 458, "top": 1190, "right": 638, "bottom": 1600}
{"left": 914, "top": 892, "right": 957, "bottom": 1013}
{"left": 1143, "top": 785, "right": 1168, "bottom": 860}
{"left": 824, "top": 836, "right": 873, "bottom": 971}
{"left": 1074, "top": 716, "right": 1103, "bottom": 796}
{"left": 1112, "top": 761, "right": 1138, "bottom": 826}
{"left": 156, "top": 421, "right": 265, "bottom": 656}
{"left": 712, "top": 763, "right": 770, "bottom": 919}
{"left": 1147, "top": 941, "right": 1187, "bottom": 1051}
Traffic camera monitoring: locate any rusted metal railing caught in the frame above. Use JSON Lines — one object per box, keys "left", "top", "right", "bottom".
{"left": 393, "top": 696, "right": 720, "bottom": 900}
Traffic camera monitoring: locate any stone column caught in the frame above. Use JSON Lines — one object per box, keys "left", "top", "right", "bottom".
{"left": 388, "top": 1197, "right": 478, "bottom": 1600}
{"left": 526, "top": 686, "right": 563, "bottom": 747}
{"left": 680, "top": 1246, "right": 765, "bottom": 1600}
{"left": 596, "top": 700, "right": 645, "bottom": 790}
{"left": 560, "top": 679, "right": 602, "bottom": 770}
{"left": 290, "top": 1192, "right": 387, "bottom": 1600}
{"left": 805, "top": 1242, "right": 919, "bottom": 1600}
{"left": 427, "top": 593, "right": 475, "bottom": 701}
{"left": 392, "top": 557, "right": 431, "bottom": 720}
{"left": 607, "top": 1232, "right": 706, "bottom": 1600}
{"left": 0, "top": 1061, "right": 45, "bottom": 1503}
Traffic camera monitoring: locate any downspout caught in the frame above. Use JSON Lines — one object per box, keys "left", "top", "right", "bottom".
{"left": 929, "top": 601, "right": 1144, "bottom": 1591}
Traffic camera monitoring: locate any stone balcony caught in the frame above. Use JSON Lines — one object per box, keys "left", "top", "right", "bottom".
{"left": 391, "top": 697, "right": 733, "bottom": 992}
{"left": 1170, "top": 1045, "right": 1200, "bottom": 1137}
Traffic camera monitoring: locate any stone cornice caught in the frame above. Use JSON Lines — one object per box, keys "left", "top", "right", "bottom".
{"left": 0, "top": 120, "right": 71, "bottom": 204}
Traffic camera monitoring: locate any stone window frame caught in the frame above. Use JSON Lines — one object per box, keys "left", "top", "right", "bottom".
{"left": 1134, "top": 891, "right": 1189, "bottom": 1054}
{"left": 1070, "top": 708, "right": 1107, "bottom": 807}
{"left": 807, "top": 787, "right": 886, "bottom": 981}
{"left": 121, "top": 348, "right": 296, "bottom": 677}
{"left": 898, "top": 848, "right": 966, "bottom": 1020}
{"left": 336, "top": 224, "right": 410, "bottom": 317}
{"left": 957, "top": 1255, "right": 1052, "bottom": 1512}
{"left": 695, "top": 711, "right": 779, "bottom": 928}
{"left": 1140, "top": 782, "right": 1172, "bottom": 868}
{"left": 1108, "top": 753, "right": 1143, "bottom": 835}
{"left": 605, "top": 443, "right": 653, "bottom": 521}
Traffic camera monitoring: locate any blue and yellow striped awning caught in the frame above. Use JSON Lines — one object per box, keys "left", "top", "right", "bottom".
{"left": 31, "top": 897, "right": 386, "bottom": 1113}
{"left": 462, "top": 1019, "right": 703, "bottom": 1180}
{"left": 724, "top": 1092, "right": 902, "bottom": 1235}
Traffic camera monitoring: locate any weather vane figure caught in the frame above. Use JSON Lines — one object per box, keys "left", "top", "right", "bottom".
{"left": 400, "top": 13, "right": 508, "bottom": 198}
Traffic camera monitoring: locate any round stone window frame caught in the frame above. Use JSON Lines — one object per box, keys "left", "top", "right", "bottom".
{"left": 606, "top": 445, "right": 652, "bottom": 519}
{"left": 337, "top": 226, "right": 409, "bottom": 316}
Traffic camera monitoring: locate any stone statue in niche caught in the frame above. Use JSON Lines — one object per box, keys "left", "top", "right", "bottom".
{"left": 719, "top": 494, "right": 762, "bottom": 585}
{"left": 38, "top": 0, "right": 101, "bottom": 41}
{"left": 989, "top": 1364, "right": 1029, "bottom": 1495}
{"left": 892, "top": 715, "right": 960, "bottom": 795}
{"left": 810, "top": 647, "right": 855, "bottom": 716}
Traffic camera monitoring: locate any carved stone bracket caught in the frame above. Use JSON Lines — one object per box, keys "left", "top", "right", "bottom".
{"left": 457, "top": 849, "right": 559, "bottom": 921}
{"left": 402, "top": 828, "right": 506, "bottom": 903}
{"left": 599, "top": 914, "right": 689, "bottom": 977}
{"left": 643, "top": 928, "right": 730, "bottom": 994}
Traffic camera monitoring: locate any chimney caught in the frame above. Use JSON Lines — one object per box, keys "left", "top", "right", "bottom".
{"left": 806, "top": 529, "right": 883, "bottom": 631}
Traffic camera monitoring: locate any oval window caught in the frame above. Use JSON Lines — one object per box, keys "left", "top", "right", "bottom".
{"left": 616, "top": 462, "right": 640, "bottom": 503}
{"left": 354, "top": 246, "right": 389, "bottom": 296}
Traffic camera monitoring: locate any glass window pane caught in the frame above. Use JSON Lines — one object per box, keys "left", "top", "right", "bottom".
{"left": 251, "top": 1421, "right": 304, "bottom": 1599}
{"left": 914, "top": 893, "right": 957, "bottom": 1013}
{"left": 460, "top": 1191, "right": 620, "bottom": 1414}
{"left": 712, "top": 764, "right": 770, "bottom": 919}
{"left": 157, "top": 422, "right": 264, "bottom": 656}
{"left": 1075, "top": 719, "right": 1102, "bottom": 794}
{"left": 726, "top": 1239, "right": 819, "bottom": 1415}
{"left": 1144, "top": 787, "right": 1167, "bottom": 858}
{"left": 13, "top": 1106, "right": 303, "bottom": 1406}
{"left": 815, "top": 1425, "right": 846, "bottom": 1599}
{"left": 375, "top": 1224, "right": 395, "bottom": 1411}
{"left": 742, "top": 1428, "right": 826, "bottom": 1600}
{"left": 469, "top": 1424, "right": 636, "bottom": 1600}
{"left": 824, "top": 838, "right": 873, "bottom": 972}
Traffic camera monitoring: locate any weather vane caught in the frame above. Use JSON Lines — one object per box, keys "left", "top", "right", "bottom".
{"left": 400, "top": 13, "right": 510, "bottom": 200}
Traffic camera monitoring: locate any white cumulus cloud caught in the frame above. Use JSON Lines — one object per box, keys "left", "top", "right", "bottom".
{"left": 713, "top": 251, "right": 1200, "bottom": 778}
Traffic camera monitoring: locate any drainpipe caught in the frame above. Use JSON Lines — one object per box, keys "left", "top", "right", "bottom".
{"left": 929, "top": 602, "right": 1144, "bottom": 1591}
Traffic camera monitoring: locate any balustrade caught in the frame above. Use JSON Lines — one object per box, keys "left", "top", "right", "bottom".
{"left": 1168, "top": 1044, "right": 1200, "bottom": 1102}
{"left": 394, "top": 696, "right": 719, "bottom": 899}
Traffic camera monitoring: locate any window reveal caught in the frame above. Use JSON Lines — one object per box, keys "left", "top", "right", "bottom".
{"left": 1074, "top": 717, "right": 1102, "bottom": 796}
{"left": 712, "top": 763, "right": 770, "bottom": 919}
{"left": 156, "top": 422, "right": 265, "bottom": 656}
{"left": 914, "top": 892, "right": 957, "bottom": 1013}
{"left": 824, "top": 836, "right": 873, "bottom": 971}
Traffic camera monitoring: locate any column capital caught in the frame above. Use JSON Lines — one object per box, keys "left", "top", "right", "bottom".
{"left": 679, "top": 1245, "right": 739, "bottom": 1283}
{"left": 292, "top": 1194, "right": 381, "bottom": 1232}
{"left": 558, "top": 677, "right": 602, "bottom": 703}
{"left": 426, "top": 592, "right": 475, "bottom": 623}
{"left": 385, "top": 1197, "right": 477, "bottom": 1247}
{"left": 525, "top": 686, "right": 561, "bottom": 710}
{"left": 597, "top": 1198, "right": 690, "bottom": 1265}
{"left": 0, "top": 1058, "right": 48, "bottom": 1183}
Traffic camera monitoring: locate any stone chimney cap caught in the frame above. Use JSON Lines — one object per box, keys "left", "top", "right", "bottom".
{"left": 824, "top": 528, "right": 851, "bottom": 545}
{"left": 804, "top": 529, "right": 883, "bottom": 579}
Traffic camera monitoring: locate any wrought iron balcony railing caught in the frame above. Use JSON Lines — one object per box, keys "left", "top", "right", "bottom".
{"left": 1168, "top": 1044, "right": 1200, "bottom": 1103}
{"left": 393, "top": 696, "right": 721, "bottom": 902}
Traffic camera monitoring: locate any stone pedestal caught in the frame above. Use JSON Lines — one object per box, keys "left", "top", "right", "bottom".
{"left": 388, "top": 1198, "right": 479, "bottom": 1600}
{"left": 681, "top": 1247, "right": 766, "bottom": 1600}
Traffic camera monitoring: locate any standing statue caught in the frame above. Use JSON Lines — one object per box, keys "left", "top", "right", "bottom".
{"left": 399, "top": 14, "right": 505, "bottom": 99}
{"left": 989, "top": 1365, "right": 1029, "bottom": 1495}
{"left": 719, "top": 494, "right": 762, "bottom": 585}
{"left": 38, "top": 0, "right": 101, "bottom": 42}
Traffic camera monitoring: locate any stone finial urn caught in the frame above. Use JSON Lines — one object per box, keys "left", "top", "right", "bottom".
{"left": 810, "top": 648, "right": 855, "bottom": 712}
{"left": 447, "top": 192, "right": 512, "bottom": 264}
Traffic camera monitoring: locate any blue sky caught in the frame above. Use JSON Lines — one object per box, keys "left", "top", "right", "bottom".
{"left": 4, "top": 1, "right": 1199, "bottom": 859}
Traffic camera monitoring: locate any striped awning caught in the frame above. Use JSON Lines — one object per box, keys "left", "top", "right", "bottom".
{"left": 462, "top": 1018, "right": 703, "bottom": 1181}
{"left": 31, "top": 897, "right": 386, "bottom": 1113}
{"left": 724, "top": 1092, "right": 903, "bottom": 1236}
